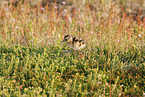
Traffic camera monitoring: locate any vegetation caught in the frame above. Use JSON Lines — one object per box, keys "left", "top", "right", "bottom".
{"left": 0, "top": 0, "right": 144, "bottom": 96}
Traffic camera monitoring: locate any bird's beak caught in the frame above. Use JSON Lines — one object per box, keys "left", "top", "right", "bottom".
{"left": 61, "top": 40, "right": 65, "bottom": 43}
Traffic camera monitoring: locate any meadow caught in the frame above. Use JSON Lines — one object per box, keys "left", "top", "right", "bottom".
{"left": 0, "top": 0, "right": 145, "bottom": 96}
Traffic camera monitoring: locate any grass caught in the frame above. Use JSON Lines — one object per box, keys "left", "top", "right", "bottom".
{"left": 0, "top": 0, "right": 145, "bottom": 96}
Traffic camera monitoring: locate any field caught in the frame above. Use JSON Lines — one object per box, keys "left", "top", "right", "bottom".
{"left": 0, "top": 0, "right": 145, "bottom": 96}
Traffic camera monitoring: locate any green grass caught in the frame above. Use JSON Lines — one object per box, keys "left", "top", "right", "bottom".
{"left": 0, "top": 0, "right": 145, "bottom": 96}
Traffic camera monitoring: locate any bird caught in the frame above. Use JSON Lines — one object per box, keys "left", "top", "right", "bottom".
{"left": 61, "top": 35, "right": 86, "bottom": 50}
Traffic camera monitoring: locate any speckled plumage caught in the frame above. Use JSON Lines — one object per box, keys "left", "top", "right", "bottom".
{"left": 61, "top": 35, "right": 86, "bottom": 50}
